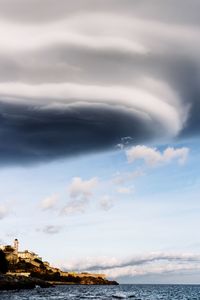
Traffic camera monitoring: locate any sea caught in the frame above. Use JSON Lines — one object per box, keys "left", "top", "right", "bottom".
{"left": 1, "top": 284, "right": 200, "bottom": 300}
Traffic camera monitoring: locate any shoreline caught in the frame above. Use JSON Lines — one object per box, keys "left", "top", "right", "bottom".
{"left": 0, "top": 274, "right": 118, "bottom": 291}
{"left": 0, "top": 274, "right": 52, "bottom": 291}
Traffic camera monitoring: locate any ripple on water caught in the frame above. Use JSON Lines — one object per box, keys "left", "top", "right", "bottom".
{"left": 1, "top": 284, "right": 200, "bottom": 300}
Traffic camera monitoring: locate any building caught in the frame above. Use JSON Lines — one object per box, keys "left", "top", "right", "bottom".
{"left": 18, "top": 250, "right": 41, "bottom": 262}
{"left": 13, "top": 239, "right": 19, "bottom": 255}
{"left": 0, "top": 239, "right": 42, "bottom": 265}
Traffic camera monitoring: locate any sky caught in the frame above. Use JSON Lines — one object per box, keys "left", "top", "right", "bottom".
{"left": 0, "top": 0, "right": 200, "bottom": 284}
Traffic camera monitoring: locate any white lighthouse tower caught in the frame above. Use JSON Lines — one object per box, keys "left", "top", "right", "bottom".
{"left": 13, "top": 238, "right": 19, "bottom": 255}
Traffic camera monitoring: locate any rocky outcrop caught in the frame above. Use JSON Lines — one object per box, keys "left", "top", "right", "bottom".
{"left": 0, "top": 274, "right": 52, "bottom": 290}
{"left": 78, "top": 276, "right": 118, "bottom": 285}
{"left": 51, "top": 274, "right": 118, "bottom": 285}
{"left": 0, "top": 273, "right": 118, "bottom": 290}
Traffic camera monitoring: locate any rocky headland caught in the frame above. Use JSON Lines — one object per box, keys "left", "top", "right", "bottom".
{"left": 0, "top": 240, "right": 118, "bottom": 290}
{"left": 0, "top": 272, "right": 118, "bottom": 291}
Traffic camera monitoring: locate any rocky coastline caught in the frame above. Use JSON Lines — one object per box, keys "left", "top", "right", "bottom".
{"left": 0, "top": 274, "right": 118, "bottom": 291}
{"left": 0, "top": 274, "right": 52, "bottom": 290}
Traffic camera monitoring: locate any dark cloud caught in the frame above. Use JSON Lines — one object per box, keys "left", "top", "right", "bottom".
{"left": 0, "top": 101, "right": 158, "bottom": 165}
{"left": 0, "top": 0, "right": 200, "bottom": 26}
{"left": 167, "top": 61, "right": 200, "bottom": 139}
{"left": 41, "top": 225, "right": 62, "bottom": 235}
{"left": 0, "top": 0, "right": 199, "bottom": 165}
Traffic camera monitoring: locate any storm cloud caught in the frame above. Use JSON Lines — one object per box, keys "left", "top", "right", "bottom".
{"left": 0, "top": 0, "right": 199, "bottom": 164}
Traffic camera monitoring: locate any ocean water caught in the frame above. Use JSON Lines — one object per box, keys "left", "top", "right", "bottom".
{"left": 1, "top": 284, "right": 200, "bottom": 300}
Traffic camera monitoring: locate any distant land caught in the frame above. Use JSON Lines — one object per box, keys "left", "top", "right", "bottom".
{"left": 0, "top": 239, "right": 118, "bottom": 290}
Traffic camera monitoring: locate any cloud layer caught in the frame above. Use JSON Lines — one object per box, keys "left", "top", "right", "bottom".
{"left": 59, "top": 252, "right": 200, "bottom": 280}
{"left": 0, "top": 0, "right": 199, "bottom": 164}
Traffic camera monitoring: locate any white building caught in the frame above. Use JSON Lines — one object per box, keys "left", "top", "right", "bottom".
{"left": 1, "top": 239, "right": 42, "bottom": 264}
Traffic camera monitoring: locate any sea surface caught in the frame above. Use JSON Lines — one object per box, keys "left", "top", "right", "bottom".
{"left": 1, "top": 284, "right": 200, "bottom": 300}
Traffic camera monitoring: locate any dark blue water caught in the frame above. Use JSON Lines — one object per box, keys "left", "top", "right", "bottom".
{"left": 1, "top": 284, "right": 200, "bottom": 299}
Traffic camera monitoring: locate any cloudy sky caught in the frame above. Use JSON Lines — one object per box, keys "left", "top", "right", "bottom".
{"left": 0, "top": 0, "right": 200, "bottom": 284}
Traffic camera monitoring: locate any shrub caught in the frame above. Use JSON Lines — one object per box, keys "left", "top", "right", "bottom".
{"left": 0, "top": 250, "right": 9, "bottom": 274}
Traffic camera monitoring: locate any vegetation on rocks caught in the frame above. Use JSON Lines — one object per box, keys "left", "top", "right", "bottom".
{"left": 0, "top": 250, "right": 9, "bottom": 274}
{"left": 0, "top": 274, "right": 52, "bottom": 290}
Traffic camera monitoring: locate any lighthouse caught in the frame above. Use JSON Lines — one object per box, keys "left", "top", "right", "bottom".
{"left": 13, "top": 238, "right": 19, "bottom": 255}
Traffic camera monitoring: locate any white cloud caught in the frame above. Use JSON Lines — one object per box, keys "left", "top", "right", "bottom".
{"left": 99, "top": 195, "right": 114, "bottom": 211}
{"left": 62, "top": 200, "right": 87, "bottom": 215}
{"left": 68, "top": 177, "right": 98, "bottom": 200}
{"left": 0, "top": 204, "right": 9, "bottom": 220}
{"left": 116, "top": 136, "right": 134, "bottom": 150}
{"left": 117, "top": 187, "right": 132, "bottom": 194}
{"left": 126, "top": 145, "right": 189, "bottom": 167}
{"left": 41, "top": 194, "right": 59, "bottom": 210}
{"left": 113, "top": 169, "right": 144, "bottom": 185}
{"left": 61, "top": 177, "right": 98, "bottom": 215}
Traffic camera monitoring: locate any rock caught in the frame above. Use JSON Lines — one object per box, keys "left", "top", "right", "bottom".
{"left": 0, "top": 274, "right": 52, "bottom": 291}
{"left": 79, "top": 276, "right": 119, "bottom": 285}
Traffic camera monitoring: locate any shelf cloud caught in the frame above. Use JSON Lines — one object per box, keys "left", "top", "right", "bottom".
{"left": 0, "top": 0, "right": 199, "bottom": 164}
